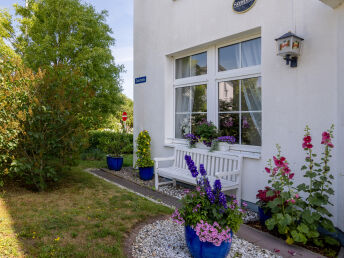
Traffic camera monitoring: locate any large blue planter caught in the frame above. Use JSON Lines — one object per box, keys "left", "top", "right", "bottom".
{"left": 258, "top": 207, "right": 272, "bottom": 226}
{"left": 106, "top": 156, "right": 123, "bottom": 171}
{"left": 139, "top": 166, "right": 154, "bottom": 180}
{"left": 185, "top": 226, "right": 232, "bottom": 258}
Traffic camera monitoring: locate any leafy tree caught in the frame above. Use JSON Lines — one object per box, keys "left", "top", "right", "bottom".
{"left": 15, "top": 0, "right": 123, "bottom": 128}
{"left": 103, "top": 94, "right": 133, "bottom": 132}
{"left": 0, "top": 9, "right": 17, "bottom": 58}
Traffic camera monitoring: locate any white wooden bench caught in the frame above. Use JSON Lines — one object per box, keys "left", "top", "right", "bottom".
{"left": 154, "top": 146, "right": 243, "bottom": 204}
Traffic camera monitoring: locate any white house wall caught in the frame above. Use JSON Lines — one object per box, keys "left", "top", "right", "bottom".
{"left": 133, "top": 0, "right": 344, "bottom": 231}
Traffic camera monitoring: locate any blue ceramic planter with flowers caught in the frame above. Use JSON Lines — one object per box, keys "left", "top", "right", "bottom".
{"left": 185, "top": 226, "right": 232, "bottom": 258}
{"left": 258, "top": 207, "right": 272, "bottom": 226}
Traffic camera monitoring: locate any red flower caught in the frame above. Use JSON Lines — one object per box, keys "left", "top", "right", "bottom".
{"left": 303, "top": 136, "right": 312, "bottom": 143}
{"left": 265, "top": 167, "right": 271, "bottom": 173}
{"left": 273, "top": 157, "right": 285, "bottom": 168}
{"left": 283, "top": 166, "right": 290, "bottom": 173}
{"left": 289, "top": 173, "right": 295, "bottom": 179}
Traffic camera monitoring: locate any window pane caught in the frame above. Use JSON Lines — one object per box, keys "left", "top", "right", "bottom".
{"left": 218, "top": 81, "right": 239, "bottom": 112}
{"left": 241, "top": 77, "right": 262, "bottom": 111}
{"left": 191, "top": 114, "right": 207, "bottom": 134}
{"left": 175, "top": 56, "right": 190, "bottom": 79}
{"left": 192, "top": 84, "right": 207, "bottom": 112}
{"left": 242, "top": 38, "right": 261, "bottom": 67}
{"left": 218, "top": 43, "right": 240, "bottom": 71}
{"left": 241, "top": 112, "right": 262, "bottom": 146}
{"left": 175, "top": 114, "right": 190, "bottom": 139}
{"left": 191, "top": 52, "right": 207, "bottom": 76}
{"left": 219, "top": 113, "right": 239, "bottom": 143}
{"left": 175, "top": 87, "right": 191, "bottom": 113}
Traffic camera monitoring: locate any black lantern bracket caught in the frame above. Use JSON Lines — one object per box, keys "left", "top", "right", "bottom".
{"left": 284, "top": 54, "right": 298, "bottom": 68}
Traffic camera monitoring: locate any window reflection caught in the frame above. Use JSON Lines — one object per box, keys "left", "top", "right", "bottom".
{"left": 218, "top": 81, "right": 239, "bottom": 111}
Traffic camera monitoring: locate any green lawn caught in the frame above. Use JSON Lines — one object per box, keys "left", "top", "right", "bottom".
{"left": 0, "top": 163, "right": 171, "bottom": 257}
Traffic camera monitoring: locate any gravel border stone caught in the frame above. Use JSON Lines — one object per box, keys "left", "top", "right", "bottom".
{"left": 132, "top": 219, "right": 282, "bottom": 258}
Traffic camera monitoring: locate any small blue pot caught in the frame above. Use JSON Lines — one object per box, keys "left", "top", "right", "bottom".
{"left": 258, "top": 207, "right": 272, "bottom": 226}
{"left": 106, "top": 156, "right": 123, "bottom": 171}
{"left": 139, "top": 166, "right": 154, "bottom": 180}
{"left": 185, "top": 226, "right": 232, "bottom": 258}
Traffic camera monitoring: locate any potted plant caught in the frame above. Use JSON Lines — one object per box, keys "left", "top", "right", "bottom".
{"left": 136, "top": 130, "right": 154, "bottom": 180}
{"left": 217, "top": 136, "right": 236, "bottom": 151}
{"left": 100, "top": 133, "right": 128, "bottom": 171}
{"left": 194, "top": 120, "right": 218, "bottom": 148}
{"left": 256, "top": 186, "right": 279, "bottom": 225}
{"left": 172, "top": 155, "right": 245, "bottom": 258}
{"left": 184, "top": 133, "right": 199, "bottom": 148}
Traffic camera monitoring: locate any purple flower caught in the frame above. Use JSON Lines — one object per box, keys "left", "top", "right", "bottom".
{"left": 217, "top": 136, "right": 236, "bottom": 144}
{"left": 185, "top": 155, "right": 199, "bottom": 178}
{"left": 213, "top": 179, "right": 222, "bottom": 192}
{"left": 199, "top": 164, "right": 207, "bottom": 176}
{"left": 206, "top": 187, "right": 215, "bottom": 203}
{"left": 184, "top": 133, "right": 199, "bottom": 146}
{"left": 242, "top": 116, "right": 250, "bottom": 129}
{"left": 223, "top": 117, "right": 234, "bottom": 128}
{"left": 218, "top": 192, "right": 227, "bottom": 209}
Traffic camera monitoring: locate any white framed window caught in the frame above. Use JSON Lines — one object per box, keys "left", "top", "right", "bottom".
{"left": 173, "top": 36, "right": 261, "bottom": 147}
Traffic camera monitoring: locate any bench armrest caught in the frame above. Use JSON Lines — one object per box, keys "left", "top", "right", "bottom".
{"left": 154, "top": 156, "right": 175, "bottom": 162}
{"left": 154, "top": 156, "right": 175, "bottom": 169}
{"left": 215, "top": 169, "right": 241, "bottom": 178}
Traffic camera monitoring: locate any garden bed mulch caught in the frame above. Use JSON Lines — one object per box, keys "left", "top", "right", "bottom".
{"left": 246, "top": 220, "right": 340, "bottom": 258}
{"left": 123, "top": 215, "right": 171, "bottom": 258}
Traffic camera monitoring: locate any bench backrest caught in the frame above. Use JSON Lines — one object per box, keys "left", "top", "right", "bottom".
{"left": 173, "top": 147, "right": 242, "bottom": 180}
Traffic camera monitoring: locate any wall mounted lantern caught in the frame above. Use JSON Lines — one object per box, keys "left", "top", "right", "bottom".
{"left": 275, "top": 32, "right": 304, "bottom": 68}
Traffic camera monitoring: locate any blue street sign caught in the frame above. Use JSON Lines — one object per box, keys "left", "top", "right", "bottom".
{"left": 135, "top": 76, "right": 147, "bottom": 84}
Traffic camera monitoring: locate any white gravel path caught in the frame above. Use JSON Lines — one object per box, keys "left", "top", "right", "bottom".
{"left": 132, "top": 219, "right": 282, "bottom": 258}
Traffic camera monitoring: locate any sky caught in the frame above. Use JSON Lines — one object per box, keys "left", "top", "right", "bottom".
{"left": 0, "top": 0, "right": 134, "bottom": 99}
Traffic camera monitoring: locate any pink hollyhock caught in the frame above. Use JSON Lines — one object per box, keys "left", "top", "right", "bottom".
{"left": 295, "top": 194, "right": 300, "bottom": 199}
{"left": 283, "top": 167, "right": 291, "bottom": 174}
{"left": 265, "top": 167, "right": 271, "bottom": 173}
{"left": 303, "top": 136, "right": 312, "bottom": 143}
{"left": 289, "top": 173, "right": 295, "bottom": 179}
{"left": 273, "top": 156, "right": 285, "bottom": 168}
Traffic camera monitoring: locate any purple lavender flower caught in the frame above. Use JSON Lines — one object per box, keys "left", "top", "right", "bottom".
{"left": 199, "top": 164, "right": 207, "bottom": 176}
{"left": 218, "top": 136, "right": 236, "bottom": 144}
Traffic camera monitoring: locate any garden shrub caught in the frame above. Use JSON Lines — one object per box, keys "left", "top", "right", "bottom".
{"left": 87, "top": 131, "right": 133, "bottom": 155}
{"left": 0, "top": 58, "right": 94, "bottom": 191}
{"left": 13, "top": 65, "right": 92, "bottom": 191}
{"left": 0, "top": 57, "right": 43, "bottom": 187}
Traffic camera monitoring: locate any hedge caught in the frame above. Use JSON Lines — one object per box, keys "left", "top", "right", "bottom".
{"left": 88, "top": 131, "right": 133, "bottom": 154}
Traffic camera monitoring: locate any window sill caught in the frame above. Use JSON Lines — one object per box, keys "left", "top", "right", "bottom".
{"left": 164, "top": 138, "right": 261, "bottom": 159}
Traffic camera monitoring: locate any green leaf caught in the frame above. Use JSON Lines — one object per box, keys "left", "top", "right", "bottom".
{"left": 324, "top": 236, "right": 340, "bottom": 246}
{"left": 265, "top": 218, "right": 276, "bottom": 230}
{"left": 297, "top": 223, "right": 309, "bottom": 234}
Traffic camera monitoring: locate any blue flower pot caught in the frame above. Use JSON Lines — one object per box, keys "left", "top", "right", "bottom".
{"left": 106, "top": 156, "right": 123, "bottom": 171}
{"left": 184, "top": 226, "right": 232, "bottom": 258}
{"left": 139, "top": 166, "right": 154, "bottom": 180}
{"left": 258, "top": 207, "right": 272, "bottom": 226}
